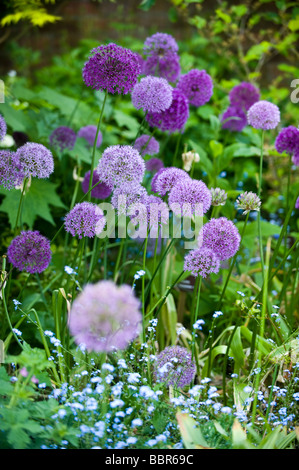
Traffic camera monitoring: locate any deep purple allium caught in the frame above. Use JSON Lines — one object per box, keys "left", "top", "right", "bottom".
{"left": 7, "top": 230, "right": 51, "bottom": 274}
{"left": 146, "top": 88, "right": 189, "bottom": 133}
{"left": 0, "top": 114, "right": 7, "bottom": 142}
{"left": 275, "top": 126, "right": 299, "bottom": 155}
{"left": 154, "top": 345, "right": 196, "bottom": 388}
{"left": 69, "top": 280, "right": 142, "bottom": 352}
{"left": 81, "top": 170, "right": 112, "bottom": 200}
{"left": 143, "top": 32, "right": 179, "bottom": 57}
{"left": 168, "top": 178, "right": 212, "bottom": 217}
{"left": 151, "top": 167, "right": 190, "bottom": 196}
{"left": 64, "top": 202, "right": 106, "bottom": 239}
{"left": 247, "top": 101, "right": 280, "bottom": 130}
{"left": 49, "top": 126, "right": 76, "bottom": 152}
{"left": 145, "top": 157, "right": 164, "bottom": 173}
{"left": 295, "top": 197, "right": 299, "bottom": 209}
{"left": 221, "top": 105, "right": 247, "bottom": 132}
{"left": 211, "top": 188, "right": 227, "bottom": 206}
{"left": 177, "top": 69, "right": 213, "bottom": 107}
{"left": 229, "top": 82, "right": 260, "bottom": 111}
{"left": 15, "top": 142, "right": 54, "bottom": 179}
{"left": 143, "top": 53, "right": 181, "bottom": 83}
{"left": 198, "top": 217, "right": 241, "bottom": 261}
{"left": 131, "top": 76, "right": 173, "bottom": 113}
{"left": 12, "top": 131, "right": 29, "bottom": 148}
{"left": 184, "top": 247, "right": 220, "bottom": 278}
{"left": 134, "top": 134, "right": 160, "bottom": 156}
{"left": 96, "top": 145, "right": 145, "bottom": 188}
{"left": 82, "top": 43, "right": 141, "bottom": 95}
{"left": 77, "top": 125, "right": 102, "bottom": 148}
{"left": 236, "top": 191, "right": 261, "bottom": 215}
{"left": 0, "top": 150, "right": 24, "bottom": 189}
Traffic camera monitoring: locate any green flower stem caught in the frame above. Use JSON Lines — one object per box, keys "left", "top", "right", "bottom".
{"left": 141, "top": 229, "right": 150, "bottom": 342}
{"left": 257, "top": 130, "right": 265, "bottom": 279}
{"left": 173, "top": 132, "right": 182, "bottom": 168}
{"left": 14, "top": 177, "right": 28, "bottom": 235}
{"left": 191, "top": 275, "right": 202, "bottom": 362}
{"left": 222, "top": 324, "right": 238, "bottom": 407}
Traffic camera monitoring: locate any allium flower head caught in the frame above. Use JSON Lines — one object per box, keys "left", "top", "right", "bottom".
{"left": 49, "top": 126, "right": 77, "bottom": 152}
{"left": 143, "top": 32, "right": 179, "bottom": 57}
{"left": 293, "top": 152, "right": 299, "bottom": 166}
{"left": 236, "top": 191, "right": 261, "bottom": 215}
{"left": 134, "top": 134, "right": 160, "bottom": 156}
{"left": 153, "top": 345, "right": 196, "bottom": 388}
{"left": 64, "top": 202, "right": 106, "bottom": 239}
{"left": 143, "top": 53, "right": 181, "bottom": 83}
{"left": 0, "top": 113, "right": 7, "bottom": 141}
{"left": 129, "top": 194, "right": 169, "bottom": 232}
{"left": 81, "top": 170, "right": 112, "bottom": 199}
{"left": 229, "top": 82, "right": 260, "bottom": 111}
{"left": 151, "top": 167, "right": 190, "bottom": 196}
{"left": 7, "top": 230, "right": 51, "bottom": 274}
{"left": 15, "top": 142, "right": 54, "bottom": 179}
{"left": 82, "top": 43, "right": 141, "bottom": 95}
{"left": 77, "top": 125, "right": 102, "bottom": 147}
{"left": 97, "top": 145, "right": 145, "bottom": 189}
{"left": 211, "top": 187, "right": 227, "bottom": 206}
{"left": 145, "top": 157, "right": 164, "bottom": 173}
{"left": 131, "top": 76, "right": 173, "bottom": 113}
{"left": 221, "top": 105, "right": 247, "bottom": 132}
{"left": 184, "top": 247, "right": 220, "bottom": 278}
{"left": 275, "top": 126, "right": 299, "bottom": 155}
{"left": 247, "top": 101, "right": 280, "bottom": 130}
{"left": 146, "top": 88, "right": 189, "bottom": 133}
{"left": 0, "top": 150, "right": 24, "bottom": 189}
{"left": 111, "top": 184, "right": 147, "bottom": 215}
{"left": 177, "top": 69, "right": 213, "bottom": 107}
{"left": 69, "top": 280, "right": 142, "bottom": 352}
{"left": 295, "top": 197, "right": 299, "bottom": 209}
{"left": 168, "top": 178, "right": 212, "bottom": 216}
{"left": 199, "top": 217, "right": 241, "bottom": 261}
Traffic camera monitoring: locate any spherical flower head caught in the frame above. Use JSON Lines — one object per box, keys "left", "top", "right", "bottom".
{"left": 68, "top": 280, "right": 142, "bottom": 352}
{"left": 131, "top": 76, "right": 173, "bottom": 113}
{"left": 0, "top": 150, "right": 24, "bottom": 190}
{"left": 64, "top": 202, "right": 106, "bottom": 239}
{"left": 143, "top": 52, "right": 181, "bottom": 83}
{"left": 82, "top": 43, "right": 141, "bottom": 95}
{"left": 7, "top": 230, "right": 51, "bottom": 274}
{"left": 49, "top": 126, "right": 77, "bottom": 152}
{"left": 145, "top": 157, "right": 164, "bottom": 173}
{"left": 295, "top": 197, "right": 299, "bottom": 210}
{"left": 146, "top": 88, "right": 189, "bottom": 133}
{"left": 168, "top": 178, "right": 212, "bottom": 217}
{"left": 236, "top": 191, "right": 261, "bottom": 215}
{"left": 111, "top": 183, "right": 147, "bottom": 216}
{"left": 134, "top": 134, "right": 160, "bottom": 156}
{"left": 77, "top": 125, "right": 102, "bottom": 148}
{"left": 184, "top": 247, "right": 220, "bottom": 278}
{"left": 221, "top": 105, "right": 247, "bottom": 132}
{"left": 129, "top": 193, "right": 169, "bottom": 232}
{"left": 0, "top": 113, "right": 7, "bottom": 142}
{"left": 96, "top": 145, "right": 145, "bottom": 188}
{"left": 151, "top": 167, "right": 190, "bottom": 196}
{"left": 81, "top": 170, "right": 112, "bottom": 199}
{"left": 247, "top": 100, "right": 280, "bottom": 130}
{"left": 275, "top": 126, "right": 299, "bottom": 155}
{"left": 211, "top": 187, "right": 227, "bottom": 206}
{"left": 153, "top": 345, "right": 196, "bottom": 388}
{"left": 177, "top": 69, "right": 213, "bottom": 107}
{"left": 143, "top": 32, "right": 179, "bottom": 57}
{"left": 15, "top": 142, "right": 54, "bottom": 179}
{"left": 199, "top": 217, "right": 241, "bottom": 261}
{"left": 229, "top": 82, "right": 260, "bottom": 111}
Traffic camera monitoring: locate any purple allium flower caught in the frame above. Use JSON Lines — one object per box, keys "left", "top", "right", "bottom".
{"left": 77, "top": 125, "right": 102, "bottom": 148}
{"left": 81, "top": 170, "right": 112, "bottom": 199}
{"left": 184, "top": 247, "right": 220, "bottom": 278}
{"left": 111, "top": 183, "right": 148, "bottom": 215}
{"left": 49, "top": 126, "right": 77, "bottom": 152}
{"left": 146, "top": 88, "right": 189, "bottom": 133}
{"left": 153, "top": 345, "right": 196, "bottom": 388}
{"left": 0, "top": 114, "right": 7, "bottom": 142}
{"left": 64, "top": 202, "right": 106, "bottom": 239}
{"left": 151, "top": 167, "right": 190, "bottom": 196}
{"left": 0, "top": 150, "right": 24, "bottom": 189}
{"left": 96, "top": 145, "right": 145, "bottom": 189}
{"left": 12, "top": 131, "right": 29, "bottom": 148}
{"left": 7, "top": 230, "right": 51, "bottom": 274}
{"left": 275, "top": 126, "right": 299, "bottom": 155}
{"left": 229, "top": 82, "right": 260, "bottom": 111}
{"left": 129, "top": 194, "right": 169, "bottom": 231}
{"left": 295, "top": 197, "right": 299, "bottom": 209}
{"left": 134, "top": 134, "right": 160, "bottom": 156}
{"left": 247, "top": 101, "right": 280, "bottom": 130}
{"left": 236, "top": 191, "right": 261, "bottom": 215}
{"left": 143, "top": 32, "right": 179, "bottom": 57}
{"left": 131, "top": 76, "right": 173, "bottom": 113}
{"left": 143, "top": 53, "right": 181, "bottom": 83}
{"left": 82, "top": 43, "right": 141, "bottom": 95}
{"left": 15, "top": 142, "right": 54, "bottom": 179}
{"left": 68, "top": 280, "right": 142, "bottom": 352}
{"left": 292, "top": 151, "right": 299, "bottom": 166}
{"left": 177, "top": 69, "right": 213, "bottom": 107}
{"left": 221, "top": 105, "right": 247, "bottom": 132}
{"left": 145, "top": 157, "right": 164, "bottom": 173}
{"left": 168, "top": 178, "right": 212, "bottom": 216}
{"left": 211, "top": 188, "right": 227, "bottom": 206}
{"left": 198, "top": 217, "right": 241, "bottom": 261}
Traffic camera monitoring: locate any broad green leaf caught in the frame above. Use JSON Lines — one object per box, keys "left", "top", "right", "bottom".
{"left": 176, "top": 411, "right": 211, "bottom": 449}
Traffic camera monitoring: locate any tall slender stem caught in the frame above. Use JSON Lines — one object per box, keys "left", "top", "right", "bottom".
{"left": 257, "top": 130, "right": 265, "bottom": 278}
{"left": 191, "top": 276, "right": 202, "bottom": 361}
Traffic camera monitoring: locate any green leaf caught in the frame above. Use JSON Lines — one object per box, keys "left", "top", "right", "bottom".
{"left": 288, "top": 17, "right": 299, "bottom": 32}
{"left": 176, "top": 411, "right": 211, "bottom": 449}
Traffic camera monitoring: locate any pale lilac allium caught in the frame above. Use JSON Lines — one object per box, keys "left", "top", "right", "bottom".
{"left": 292, "top": 152, "right": 299, "bottom": 166}
{"left": 111, "top": 184, "right": 147, "bottom": 216}
{"left": 64, "top": 202, "right": 106, "bottom": 239}
{"left": 0, "top": 113, "right": 7, "bottom": 141}
{"left": 247, "top": 101, "right": 280, "bottom": 130}
{"left": 81, "top": 170, "right": 112, "bottom": 199}
{"left": 49, "top": 126, "right": 77, "bottom": 152}
{"left": 177, "top": 69, "right": 213, "bottom": 107}
{"left": 221, "top": 105, "right": 247, "bottom": 132}
{"left": 82, "top": 43, "right": 141, "bottom": 95}
{"left": 151, "top": 167, "right": 190, "bottom": 196}
{"left": 275, "top": 126, "right": 299, "bottom": 155}
{"left": 236, "top": 191, "right": 261, "bottom": 215}
{"left": 168, "top": 178, "right": 212, "bottom": 216}
{"left": 130, "top": 194, "right": 169, "bottom": 230}
{"left": 143, "top": 32, "right": 179, "bottom": 57}
{"left": 146, "top": 88, "right": 189, "bottom": 133}
{"left": 154, "top": 345, "right": 196, "bottom": 388}
{"left": 210, "top": 188, "right": 227, "bottom": 206}
{"left": 143, "top": 53, "right": 181, "bottom": 83}
{"left": 199, "top": 217, "right": 241, "bottom": 261}
{"left": 77, "top": 125, "right": 102, "bottom": 147}
{"left": 145, "top": 157, "right": 164, "bottom": 173}
{"left": 15, "top": 142, "right": 54, "bottom": 179}
{"left": 7, "top": 230, "right": 52, "bottom": 274}
{"left": 134, "top": 134, "right": 160, "bottom": 156}
{"left": 229, "top": 82, "right": 260, "bottom": 111}
{"left": 184, "top": 247, "right": 220, "bottom": 278}
{"left": 0, "top": 150, "right": 24, "bottom": 189}
{"left": 131, "top": 76, "right": 173, "bottom": 113}
{"left": 68, "top": 280, "right": 142, "bottom": 352}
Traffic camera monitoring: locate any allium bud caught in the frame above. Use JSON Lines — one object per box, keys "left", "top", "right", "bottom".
{"left": 236, "top": 191, "right": 261, "bottom": 215}
{"left": 210, "top": 188, "right": 227, "bottom": 206}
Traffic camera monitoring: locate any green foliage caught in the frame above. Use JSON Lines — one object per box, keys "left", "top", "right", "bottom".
{"left": 1, "top": 0, "right": 61, "bottom": 27}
